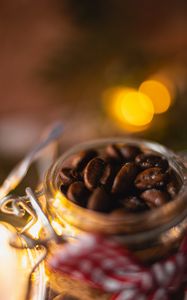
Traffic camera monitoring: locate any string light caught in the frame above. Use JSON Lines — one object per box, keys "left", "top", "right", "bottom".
{"left": 27, "top": 220, "right": 42, "bottom": 239}
{"left": 51, "top": 220, "right": 63, "bottom": 236}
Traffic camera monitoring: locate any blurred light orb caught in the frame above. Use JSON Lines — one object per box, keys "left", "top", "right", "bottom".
{"left": 107, "top": 87, "right": 135, "bottom": 122}
{"left": 102, "top": 86, "right": 154, "bottom": 130}
{"left": 139, "top": 80, "right": 171, "bottom": 114}
{"left": 120, "top": 91, "right": 154, "bottom": 126}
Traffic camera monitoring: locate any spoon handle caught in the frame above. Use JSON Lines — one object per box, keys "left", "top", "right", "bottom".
{"left": 0, "top": 122, "right": 63, "bottom": 199}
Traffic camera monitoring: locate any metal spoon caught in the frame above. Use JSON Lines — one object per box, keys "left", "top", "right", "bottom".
{"left": 0, "top": 122, "right": 63, "bottom": 199}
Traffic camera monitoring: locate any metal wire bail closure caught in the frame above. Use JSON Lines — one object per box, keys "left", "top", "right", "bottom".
{"left": 0, "top": 122, "right": 65, "bottom": 300}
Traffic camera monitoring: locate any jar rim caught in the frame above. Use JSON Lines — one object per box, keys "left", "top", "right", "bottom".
{"left": 44, "top": 137, "right": 187, "bottom": 241}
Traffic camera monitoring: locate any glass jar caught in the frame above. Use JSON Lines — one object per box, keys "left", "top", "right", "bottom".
{"left": 42, "top": 138, "right": 187, "bottom": 299}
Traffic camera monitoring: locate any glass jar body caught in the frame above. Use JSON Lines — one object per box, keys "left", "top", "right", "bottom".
{"left": 43, "top": 138, "right": 187, "bottom": 299}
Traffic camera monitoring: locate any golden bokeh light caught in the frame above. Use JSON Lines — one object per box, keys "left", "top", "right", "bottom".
{"left": 139, "top": 80, "right": 171, "bottom": 114}
{"left": 106, "top": 87, "right": 135, "bottom": 122}
{"left": 102, "top": 86, "right": 154, "bottom": 131}
{"left": 120, "top": 91, "right": 154, "bottom": 126}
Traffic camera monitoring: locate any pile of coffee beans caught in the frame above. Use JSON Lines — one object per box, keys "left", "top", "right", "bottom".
{"left": 59, "top": 144, "right": 180, "bottom": 214}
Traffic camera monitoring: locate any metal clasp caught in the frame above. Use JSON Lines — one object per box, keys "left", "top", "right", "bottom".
{"left": 0, "top": 122, "right": 65, "bottom": 300}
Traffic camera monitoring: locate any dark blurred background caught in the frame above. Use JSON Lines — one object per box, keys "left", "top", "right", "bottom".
{"left": 0, "top": 0, "right": 187, "bottom": 181}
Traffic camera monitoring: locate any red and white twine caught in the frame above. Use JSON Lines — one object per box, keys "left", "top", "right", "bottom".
{"left": 49, "top": 235, "right": 187, "bottom": 300}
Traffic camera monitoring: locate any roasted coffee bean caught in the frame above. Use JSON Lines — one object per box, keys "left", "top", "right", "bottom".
{"left": 98, "top": 158, "right": 121, "bottom": 191}
{"left": 120, "top": 196, "right": 149, "bottom": 212}
{"left": 105, "top": 144, "right": 123, "bottom": 161}
{"left": 84, "top": 157, "right": 107, "bottom": 190}
{"left": 135, "top": 153, "right": 169, "bottom": 171}
{"left": 112, "top": 162, "right": 138, "bottom": 194}
{"left": 167, "top": 181, "right": 179, "bottom": 198}
{"left": 100, "top": 162, "right": 113, "bottom": 187}
{"left": 101, "top": 154, "right": 122, "bottom": 174}
{"left": 67, "top": 181, "right": 89, "bottom": 206}
{"left": 65, "top": 149, "right": 98, "bottom": 171}
{"left": 60, "top": 184, "right": 68, "bottom": 194}
{"left": 60, "top": 142, "right": 180, "bottom": 213}
{"left": 120, "top": 145, "right": 142, "bottom": 161}
{"left": 141, "top": 189, "right": 169, "bottom": 208}
{"left": 166, "top": 168, "right": 180, "bottom": 198}
{"left": 87, "top": 187, "right": 113, "bottom": 212}
{"left": 60, "top": 168, "right": 79, "bottom": 186}
{"left": 135, "top": 167, "right": 167, "bottom": 190}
